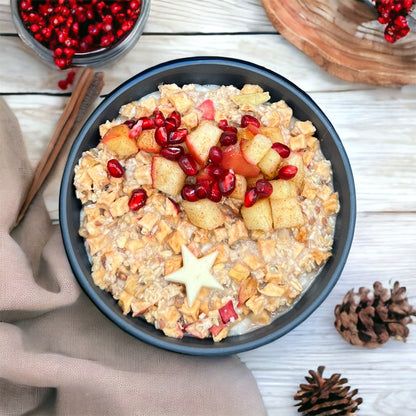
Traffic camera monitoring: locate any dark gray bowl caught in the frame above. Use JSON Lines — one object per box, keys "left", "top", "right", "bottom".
{"left": 60, "top": 57, "right": 356, "bottom": 356}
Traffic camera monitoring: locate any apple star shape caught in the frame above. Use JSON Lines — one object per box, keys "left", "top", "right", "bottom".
{"left": 165, "top": 245, "right": 223, "bottom": 306}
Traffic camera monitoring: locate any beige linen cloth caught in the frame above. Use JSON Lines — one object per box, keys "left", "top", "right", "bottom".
{"left": 0, "top": 97, "right": 266, "bottom": 416}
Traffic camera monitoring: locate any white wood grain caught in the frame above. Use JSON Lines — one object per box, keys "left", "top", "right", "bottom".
{"left": 1, "top": 1, "right": 416, "bottom": 415}
{"left": 0, "top": 35, "right": 371, "bottom": 95}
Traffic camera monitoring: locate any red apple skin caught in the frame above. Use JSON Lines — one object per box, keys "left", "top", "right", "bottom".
{"left": 220, "top": 145, "right": 260, "bottom": 178}
{"left": 183, "top": 138, "right": 204, "bottom": 166}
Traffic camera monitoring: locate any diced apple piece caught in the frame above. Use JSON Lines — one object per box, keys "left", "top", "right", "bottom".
{"left": 151, "top": 156, "right": 186, "bottom": 196}
{"left": 269, "top": 180, "right": 298, "bottom": 199}
{"left": 258, "top": 148, "right": 282, "bottom": 179}
{"left": 101, "top": 124, "right": 138, "bottom": 158}
{"left": 240, "top": 198, "right": 273, "bottom": 231}
{"left": 136, "top": 128, "right": 161, "bottom": 153}
{"left": 258, "top": 126, "right": 284, "bottom": 143}
{"left": 182, "top": 199, "right": 225, "bottom": 230}
{"left": 185, "top": 120, "right": 222, "bottom": 165}
{"left": 231, "top": 92, "right": 270, "bottom": 106}
{"left": 220, "top": 144, "right": 260, "bottom": 178}
{"left": 246, "top": 173, "right": 264, "bottom": 187}
{"left": 240, "top": 134, "right": 272, "bottom": 165}
{"left": 238, "top": 276, "right": 258, "bottom": 306}
{"left": 270, "top": 197, "right": 304, "bottom": 229}
{"left": 229, "top": 174, "right": 247, "bottom": 200}
{"left": 282, "top": 152, "right": 305, "bottom": 190}
{"left": 237, "top": 127, "right": 256, "bottom": 142}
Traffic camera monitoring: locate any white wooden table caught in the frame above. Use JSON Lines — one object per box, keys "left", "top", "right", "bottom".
{"left": 1, "top": 1, "right": 416, "bottom": 415}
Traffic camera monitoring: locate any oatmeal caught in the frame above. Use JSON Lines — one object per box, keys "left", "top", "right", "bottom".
{"left": 74, "top": 83, "right": 339, "bottom": 341}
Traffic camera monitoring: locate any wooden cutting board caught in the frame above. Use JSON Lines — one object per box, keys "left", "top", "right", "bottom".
{"left": 261, "top": 0, "right": 416, "bottom": 85}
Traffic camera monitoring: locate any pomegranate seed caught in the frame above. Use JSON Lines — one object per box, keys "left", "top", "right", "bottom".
{"left": 155, "top": 126, "right": 169, "bottom": 147}
{"left": 140, "top": 117, "right": 155, "bottom": 130}
{"left": 18, "top": 0, "right": 142, "bottom": 70}
{"left": 208, "top": 146, "right": 223, "bottom": 164}
{"left": 168, "top": 128, "right": 188, "bottom": 145}
{"left": 272, "top": 142, "right": 290, "bottom": 158}
{"left": 208, "top": 182, "right": 222, "bottom": 203}
{"left": 58, "top": 79, "right": 68, "bottom": 90}
{"left": 160, "top": 146, "right": 184, "bottom": 161}
{"left": 179, "top": 154, "right": 198, "bottom": 176}
{"left": 124, "top": 119, "right": 137, "bottom": 129}
{"left": 129, "top": 119, "right": 143, "bottom": 139}
{"left": 244, "top": 188, "right": 258, "bottom": 207}
{"left": 107, "top": 159, "right": 124, "bottom": 178}
{"left": 255, "top": 179, "right": 273, "bottom": 198}
{"left": 165, "top": 117, "right": 177, "bottom": 133}
{"left": 154, "top": 108, "right": 165, "bottom": 127}
{"left": 223, "top": 126, "right": 238, "bottom": 133}
{"left": 241, "top": 115, "right": 260, "bottom": 129}
{"left": 205, "top": 164, "right": 223, "bottom": 179}
{"left": 181, "top": 184, "right": 198, "bottom": 202}
{"left": 219, "top": 131, "right": 238, "bottom": 146}
{"left": 169, "top": 111, "right": 181, "bottom": 129}
{"left": 218, "top": 170, "right": 236, "bottom": 196}
{"left": 218, "top": 119, "right": 228, "bottom": 130}
{"left": 195, "top": 179, "right": 211, "bottom": 199}
{"left": 128, "top": 188, "right": 147, "bottom": 211}
{"left": 278, "top": 165, "right": 298, "bottom": 180}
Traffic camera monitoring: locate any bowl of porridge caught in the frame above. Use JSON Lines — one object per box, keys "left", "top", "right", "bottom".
{"left": 60, "top": 57, "right": 356, "bottom": 355}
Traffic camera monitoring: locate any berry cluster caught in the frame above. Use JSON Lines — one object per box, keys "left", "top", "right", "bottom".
{"left": 18, "top": 0, "right": 141, "bottom": 69}
{"left": 375, "top": 0, "right": 414, "bottom": 42}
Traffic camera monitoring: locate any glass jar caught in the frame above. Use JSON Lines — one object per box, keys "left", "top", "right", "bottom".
{"left": 10, "top": 0, "right": 151, "bottom": 69}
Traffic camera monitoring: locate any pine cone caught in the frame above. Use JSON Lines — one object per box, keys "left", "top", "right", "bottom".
{"left": 294, "top": 366, "right": 362, "bottom": 416}
{"left": 334, "top": 281, "right": 416, "bottom": 348}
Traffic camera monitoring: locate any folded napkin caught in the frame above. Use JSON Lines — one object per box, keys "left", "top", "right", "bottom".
{"left": 0, "top": 97, "right": 266, "bottom": 416}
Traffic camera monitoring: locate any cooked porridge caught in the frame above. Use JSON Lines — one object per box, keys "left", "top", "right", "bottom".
{"left": 74, "top": 83, "right": 339, "bottom": 341}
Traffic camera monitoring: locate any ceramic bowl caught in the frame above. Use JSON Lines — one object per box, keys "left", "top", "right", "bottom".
{"left": 60, "top": 57, "right": 356, "bottom": 355}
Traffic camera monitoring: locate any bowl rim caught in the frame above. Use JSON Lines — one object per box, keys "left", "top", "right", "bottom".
{"left": 60, "top": 56, "right": 356, "bottom": 355}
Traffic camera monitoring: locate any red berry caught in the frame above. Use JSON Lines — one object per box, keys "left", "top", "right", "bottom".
{"left": 218, "top": 119, "right": 228, "bottom": 130}
{"left": 271, "top": 142, "right": 290, "bottom": 158}
{"left": 218, "top": 170, "right": 236, "bottom": 196}
{"left": 195, "top": 179, "right": 211, "bottom": 199}
{"left": 124, "top": 119, "right": 137, "bottom": 129}
{"left": 219, "top": 131, "right": 238, "bottom": 146}
{"left": 244, "top": 187, "right": 258, "bottom": 207}
{"left": 208, "top": 146, "right": 223, "bottom": 164}
{"left": 154, "top": 108, "right": 165, "bottom": 127}
{"left": 208, "top": 182, "right": 222, "bottom": 202}
{"left": 155, "top": 126, "right": 169, "bottom": 147}
{"left": 128, "top": 188, "right": 147, "bottom": 211}
{"left": 140, "top": 116, "right": 155, "bottom": 130}
{"left": 165, "top": 117, "right": 177, "bottom": 133}
{"left": 160, "top": 146, "right": 184, "bottom": 161}
{"left": 255, "top": 179, "right": 273, "bottom": 198}
{"left": 107, "top": 159, "right": 124, "bottom": 178}
{"left": 241, "top": 114, "right": 260, "bottom": 129}
{"left": 205, "top": 164, "right": 223, "bottom": 179}
{"left": 168, "top": 128, "right": 188, "bottom": 145}
{"left": 169, "top": 110, "right": 181, "bottom": 129}
{"left": 179, "top": 154, "right": 198, "bottom": 176}
{"left": 181, "top": 184, "right": 198, "bottom": 201}
{"left": 278, "top": 165, "right": 298, "bottom": 180}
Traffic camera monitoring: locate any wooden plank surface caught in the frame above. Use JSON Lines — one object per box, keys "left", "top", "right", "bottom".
{"left": 1, "top": 1, "right": 416, "bottom": 415}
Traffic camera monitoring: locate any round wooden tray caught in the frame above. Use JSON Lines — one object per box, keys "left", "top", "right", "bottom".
{"left": 262, "top": 0, "right": 416, "bottom": 85}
